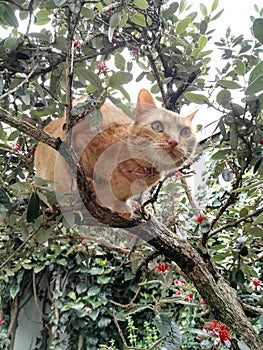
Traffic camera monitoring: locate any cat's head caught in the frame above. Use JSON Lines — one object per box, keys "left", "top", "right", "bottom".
{"left": 128, "top": 89, "right": 197, "bottom": 171}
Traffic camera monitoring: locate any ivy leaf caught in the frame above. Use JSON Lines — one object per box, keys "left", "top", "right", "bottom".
{"left": 154, "top": 314, "right": 171, "bottom": 336}
{"left": 26, "top": 191, "right": 40, "bottom": 223}
{"left": 10, "top": 284, "right": 20, "bottom": 299}
{"left": 252, "top": 18, "right": 263, "bottom": 45}
{"left": 162, "top": 321, "right": 182, "bottom": 350}
{"left": 184, "top": 92, "right": 209, "bottom": 104}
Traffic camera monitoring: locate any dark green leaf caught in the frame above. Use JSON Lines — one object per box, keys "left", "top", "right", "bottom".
{"left": 75, "top": 67, "right": 103, "bottom": 92}
{"left": 76, "top": 282, "right": 88, "bottom": 294}
{"left": 35, "top": 227, "right": 51, "bottom": 244}
{"left": 162, "top": 321, "right": 182, "bottom": 350}
{"left": 4, "top": 37, "right": 19, "bottom": 51}
{"left": 230, "top": 126, "right": 238, "bottom": 149}
{"left": 0, "top": 188, "right": 11, "bottom": 211}
{"left": 252, "top": 18, "right": 263, "bottom": 44}
{"left": 216, "top": 89, "right": 231, "bottom": 108}
{"left": 253, "top": 212, "right": 263, "bottom": 225}
{"left": 3, "top": 4, "right": 19, "bottom": 27}
{"left": 10, "top": 284, "right": 20, "bottom": 299}
{"left": 87, "top": 285, "right": 101, "bottom": 296}
{"left": 26, "top": 192, "right": 40, "bottom": 222}
{"left": 211, "top": 149, "right": 230, "bottom": 159}
{"left": 235, "top": 269, "right": 245, "bottom": 285}
{"left": 154, "top": 314, "right": 171, "bottom": 336}
{"left": 114, "top": 52, "right": 126, "bottom": 71}
{"left": 162, "top": 2, "right": 179, "bottom": 19}
{"left": 234, "top": 59, "right": 246, "bottom": 76}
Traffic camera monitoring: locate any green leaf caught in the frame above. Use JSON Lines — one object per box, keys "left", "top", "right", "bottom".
{"left": 3, "top": 4, "right": 19, "bottom": 27}
{"left": 211, "top": 149, "right": 230, "bottom": 160}
{"left": 154, "top": 314, "right": 171, "bottom": 336}
{"left": 87, "top": 285, "right": 101, "bottom": 296}
{"left": 130, "top": 12, "right": 146, "bottom": 27}
{"left": 109, "top": 72, "right": 133, "bottom": 88}
{"left": 234, "top": 59, "right": 246, "bottom": 76}
{"left": 176, "top": 17, "right": 191, "bottom": 34}
{"left": 253, "top": 211, "right": 263, "bottom": 225}
{"left": 133, "top": 0, "right": 148, "bottom": 10}
{"left": 245, "top": 73, "right": 263, "bottom": 95}
{"left": 10, "top": 284, "right": 20, "bottom": 299}
{"left": 235, "top": 269, "right": 245, "bottom": 285}
{"left": 109, "top": 12, "right": 121, "bottom": 28}
{"left": 198, "top": 35, "right": 208, "bottom": 49}
{"left": 211, "top": 0, "right": 219, "bottom": 12}
{"left": 162, "top": 2, "right": 179, "bottom": 19}
{"left": 114, "top": 52, "right": 126, "bottom": 71}
{"left": 26, "top": 192, "right": 40, "bottom": 223}
{"left": 252, "top": 18, "right": 263, "bottom": 44}
{"left": 216, "top": 89, "right": 231, "bottom": 108}
{"left": 75, "top": 67, "right": 103, "bottom": 92}
{"left": 162, "top": 321, "right": 182, "bottom": 350}
{"left": 200, "top": 19, "right": 208, "bottom": 34}
{"left": 217, "top": 80, "right": 241, "bottom": 89}
{"left": 249, "top": 61, "right": 263, "bottom": 83}
{"left": 36, "top": 9, "right": 51, "bottom": 25}
{"left": 4, "top": 37, "right": 19, "bottom": 51}
{"left": 35, "top": 227, "right": 51, "bottom": 244}
{"left": 81, "top": 6, "right": 94, "bottom": 19}
{"left": 200, "top": 3, "right": 208, "bottom": 16}
{"left": 0, "top": 188, "right": 11, "bottom": 212}
{"left": 76, "top": 282, "right": 88, "bottom": 294}
{"left": 184, "top": 92, "right": 209, "bottom": 104}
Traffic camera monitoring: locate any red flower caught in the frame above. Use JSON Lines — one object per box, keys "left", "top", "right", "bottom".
{"left": 175, "top": 290, "right": 181, "bottom": 296}
{"left": 209, "top": 320, "right": 231, "bottom": 347}
{"left": 259, "top": 139, "right": 263, "bottom": 145}
{"left": 155, "top": 262, "right": 170, "bottom": 273}
{"left": 185, "top": 293, "right": 194, "bottom": 302}
{"left": 200, "top": 299, "right": 206, "bottom": 306}
{"left": 195, "top": 214, "right": 204, "bottom": 223}
{"left": 249, "top": 278, "right": 261, "bottom": 291}
{"left": 98, "top": 61, "right": 108, "bottom": 72}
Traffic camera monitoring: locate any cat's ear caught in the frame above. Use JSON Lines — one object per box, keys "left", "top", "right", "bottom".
{"left": 185, "top": 110, "right": 198, "bottom": 123}
{"left": 136, "top": 89, "right": 157, "bottom": 118}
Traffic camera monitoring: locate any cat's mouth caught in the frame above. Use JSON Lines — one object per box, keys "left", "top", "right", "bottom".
{"left": 118, "top": 162, "right": 158, "bottom": 178}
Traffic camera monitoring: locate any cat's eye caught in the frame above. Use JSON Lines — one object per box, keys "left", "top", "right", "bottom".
{"left": 180, "top": 127, "right": 191, "bottom": 138}
{"left": 151, "top": 121, "right": 164, "bottom": 132}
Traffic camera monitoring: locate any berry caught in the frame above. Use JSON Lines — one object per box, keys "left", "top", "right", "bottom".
{"left": 73, "top": 39, "right": 79, "bottom": 48}
{"left": 195, "top": 215, "right": 204, "bottom": 223}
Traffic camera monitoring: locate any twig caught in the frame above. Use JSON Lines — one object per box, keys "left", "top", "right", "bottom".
{"left": 0, "top": 65, "right": 39, "bottom": 101}
{"left": 110, "top": 309, "right": 128, "bottom": 348}
{"left": 207, "top": 207, "right": 263, "bottom": 239}
{"left": 0, "top": 107, "right": 61, "bottom": 150}
{"left": 180, "top": 177, "right": 200, "bottom": 217}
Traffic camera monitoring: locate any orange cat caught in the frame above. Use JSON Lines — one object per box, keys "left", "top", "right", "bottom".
{"left": 34, "top": 89, "right": 197, "bottom": 216}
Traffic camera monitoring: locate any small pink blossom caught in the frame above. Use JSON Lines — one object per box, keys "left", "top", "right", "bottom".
{"left": 98, "top": 61, "right": 108, "bottom": 72}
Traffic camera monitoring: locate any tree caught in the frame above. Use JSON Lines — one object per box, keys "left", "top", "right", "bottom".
{"left": 0, "top": 0, "right": 263, "bottom": 349}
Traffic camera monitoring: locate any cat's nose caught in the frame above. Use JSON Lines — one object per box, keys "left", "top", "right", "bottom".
{"left": 167, "top": 139, "right": 178, "bottom": 149}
